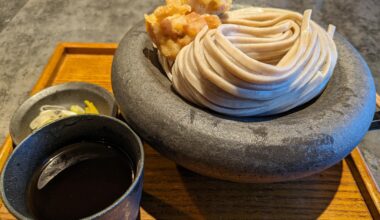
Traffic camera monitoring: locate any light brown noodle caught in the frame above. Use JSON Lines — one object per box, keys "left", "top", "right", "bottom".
{"left": 166, "top": 7, "right": 337, "bottom": 116}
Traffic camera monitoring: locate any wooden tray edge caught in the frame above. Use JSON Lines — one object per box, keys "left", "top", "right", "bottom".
{"left": 348, "top": 149, "right": 380, "bottom": 218}
{"left": 31, "top": 42, "right": 117, "bottom": 95}
{"left": 0, "top": 137, "right": 12, "bottom": 173}
{"left": 347, "top": 96, "right": 380, "bottom": 217}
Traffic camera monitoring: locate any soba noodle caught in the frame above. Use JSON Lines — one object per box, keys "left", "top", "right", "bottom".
{"left": 164, "top": 7, "right": 337, "bottom": 116}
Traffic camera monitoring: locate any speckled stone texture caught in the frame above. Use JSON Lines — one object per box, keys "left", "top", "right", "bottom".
{"left": 112, "top": 20, "right": 376, "bottom": 182}
{"left": 0, "top": 0, "right": 28, "bottom": 32}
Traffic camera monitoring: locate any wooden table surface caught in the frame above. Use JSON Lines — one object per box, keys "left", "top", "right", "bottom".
{"left": 0, "top": 43, "right": 378, "bottom": 219}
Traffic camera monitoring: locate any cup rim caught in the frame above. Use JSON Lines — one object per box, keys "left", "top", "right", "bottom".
{"left": 1, "top": 114, "right": 144, "bottom": 219}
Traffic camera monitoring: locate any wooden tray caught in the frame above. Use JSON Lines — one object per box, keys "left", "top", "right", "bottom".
{"left": 0, "top": 43, "right": 379, "bottom": 219}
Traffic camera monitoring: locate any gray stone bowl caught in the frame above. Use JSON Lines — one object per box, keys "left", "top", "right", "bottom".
{"left": 111, "top": 21, "right": 376, "bottom": 183}
{"left": 10, "top": 82, "right": 117, "bottom": 146}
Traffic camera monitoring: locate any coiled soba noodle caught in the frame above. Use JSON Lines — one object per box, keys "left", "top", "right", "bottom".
{"left": 166, "top": 7, "right": 338, "bottom": 116}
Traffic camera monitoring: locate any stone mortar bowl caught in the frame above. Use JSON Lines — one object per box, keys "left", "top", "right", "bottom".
{"left": 112, "top": 18, "right": 376, "bottom": 182}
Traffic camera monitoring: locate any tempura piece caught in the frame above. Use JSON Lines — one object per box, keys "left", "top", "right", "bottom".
{"left": 167, "top": 0, "right": 232, "bottom": 15}
{"left": 145, "top": 3, "right": 221, "bottom": 59}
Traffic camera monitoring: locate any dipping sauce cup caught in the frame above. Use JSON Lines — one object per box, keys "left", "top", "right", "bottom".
{"left": 0, "top": 115, "right": 144, "bottom": 220}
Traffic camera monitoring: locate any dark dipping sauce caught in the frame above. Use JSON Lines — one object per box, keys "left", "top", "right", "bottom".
{"left": 28, "top": 141, "right": 134, "bottom": 220}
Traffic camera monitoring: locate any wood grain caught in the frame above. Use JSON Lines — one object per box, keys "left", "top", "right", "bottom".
{"left": 0, "top": 43, "right": 378, "bottom": 219}
{"left": 350, "top": 149, "right": 380, "bottom": 219}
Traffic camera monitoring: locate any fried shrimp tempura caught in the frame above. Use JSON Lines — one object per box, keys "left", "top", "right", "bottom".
{"left": 145, "top": 3, "right": 221, "bottom": 60}
{"left": 167, "top": 0, "right": 232, "bottom": 15}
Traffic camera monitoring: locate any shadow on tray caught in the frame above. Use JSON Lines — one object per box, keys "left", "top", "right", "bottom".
{"left": 140, "top": 161, "right": 342, "bottom": 219}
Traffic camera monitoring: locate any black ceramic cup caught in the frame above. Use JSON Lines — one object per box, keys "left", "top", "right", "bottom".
{"left": 0, "top": 115, "right": 144, "bottom": 220}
